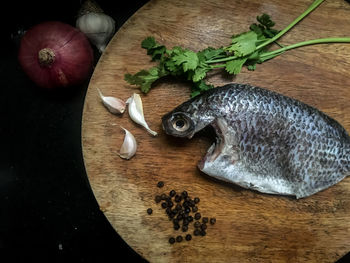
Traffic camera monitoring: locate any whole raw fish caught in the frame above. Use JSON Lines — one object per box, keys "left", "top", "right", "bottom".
{"left": 162, "top": 83, "right": 350, "bottom": 198}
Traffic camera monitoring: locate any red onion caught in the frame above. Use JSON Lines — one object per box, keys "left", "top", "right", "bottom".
{"left": 18, "top": 21, "right": 94, "bottom": 89}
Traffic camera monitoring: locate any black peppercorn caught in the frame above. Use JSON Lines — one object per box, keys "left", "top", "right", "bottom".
{"left": 174, "top": 224, "right": 180, "bottom": 230}
{"left": 200, "top": 230, "right": 206, "bottom": 236}
{"left": 169, "top": 190, "right": 176, "bottom": 197}
{"left": 202, "top": 217, "right": 209, "bottom": 224}
{"left": 210, "top": 218, "right": 216, "bottom": 225}
{"left": 194, "top": 212, "right": 201, "bottom": 220}
{"left": 155, "top": 195, "right": 162, "bottom": 203}
{"left": 147, "top": 208, "right": 153, "bottom": 215}
{"left": 174, "top": 195, "right": 182, "bottom": 203}
{"left": 185, "top": 234, "right": 192, "bottom": 241}
{"left": 157, "top": 181, "right": 164, "bottom": 188}
{"left": 192, "top": 206, "right": 198, "bottom": 213}
{"left": 194, "top": 221, "right": 201, "bottom": 228}
{"left": 176, "top": 235, "right": 183, "bottom": 242}
{"left": 194, "top": 229, "right": 201, "bottom": 236}
{"left": 184, "top": 207, "right": 191, "bottom": 214}
{"left": 161, "top": 202, "right": 167, "bottom": 209}
{"left": 182, "top": 201, "right": 189, "bottom": 208}
{"left": 201, "top": 223, "right": 207, "bottom": 231}
{"left": 169, "top": 212, "right": 175, "bottom": 219}
{"left": 194, "top": 197, "right": 200, "bottom": 204}
{"left": 182, "top": 225, "right": 188, "bottom": 232}
{"left": 183, "top": 218, "right": 189, "bottom": 226}
{"left": 169, "top": 237, "right": 175, "bottom": 244}
{"left": 181, "top": 191, "right": 188, "bottom": 198}
{"left": 187, "top": 215, "right": 193, "bottom": 222}
{"left": 175, "top": 204, "right": 182, "bottom": 210}
{"left": 160, "top": 194, "right": 167, "bottom": 200}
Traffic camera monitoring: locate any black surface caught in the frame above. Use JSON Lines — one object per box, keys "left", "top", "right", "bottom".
{"left": 1, "top": 0, "right": 350, "bottom": 262}
{"left": 1, "top": 1, "right": 148, "bottom": 262}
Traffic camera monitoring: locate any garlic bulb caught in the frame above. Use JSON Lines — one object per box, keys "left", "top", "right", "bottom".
{"left": 97, "top": 88, "right": 126, "bottom": 114}
{"left": 119, "top": 127, "right": 137, "bottom": 160}
{"left": 76, "top": 12, "right": 115, "bottom": 52}
{"left": 126, "top": 93, "right": 158, "bottom": 136}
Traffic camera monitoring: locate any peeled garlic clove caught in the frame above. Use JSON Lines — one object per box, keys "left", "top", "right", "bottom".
{"left": 126, "top": 93, "right": 158, "bottom": 136}
{"left": 98, "top": 88, "right": 126, "bottom": 114}
{"left": 119, "top": 127, "right": 137, "bottom": 160}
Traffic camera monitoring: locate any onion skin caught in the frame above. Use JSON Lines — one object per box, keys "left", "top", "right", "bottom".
{"left": 18, "top": 21, "right": 94, "bottom": 89}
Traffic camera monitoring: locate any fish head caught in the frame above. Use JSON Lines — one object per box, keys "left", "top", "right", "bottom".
{"left": 162, "top": 96, "right": 215, "bottom": 139}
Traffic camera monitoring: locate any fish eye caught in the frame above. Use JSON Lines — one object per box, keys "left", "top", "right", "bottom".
{"left": 171, "top": 116, "right": 190, "bottom": 132}
{"left": 175, "top": 119, "right": 185, "bottom": 128}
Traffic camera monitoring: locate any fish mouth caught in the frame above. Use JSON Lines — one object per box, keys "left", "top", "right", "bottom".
{"left": 198, "top": 119, "right": 226, "bottom": 170}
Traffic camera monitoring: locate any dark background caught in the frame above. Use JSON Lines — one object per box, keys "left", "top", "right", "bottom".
{"left": 1, "top": 0, "right": 349, "bottom": 262}
{"left": 1, "top": 0, "right": 149, "bottom": 262}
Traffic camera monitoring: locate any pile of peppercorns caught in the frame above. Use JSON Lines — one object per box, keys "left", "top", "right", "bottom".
{"left": 147, "top": 181, "right": 216, "bottom": 244}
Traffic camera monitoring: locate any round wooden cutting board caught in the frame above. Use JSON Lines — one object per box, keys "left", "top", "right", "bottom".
{"left": 82, "top": 0, "right": 350, "bottom": 262}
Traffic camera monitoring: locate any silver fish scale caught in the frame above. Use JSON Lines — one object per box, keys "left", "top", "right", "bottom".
{"left": 169, "top": 83, "right": 350, "bottom": 198}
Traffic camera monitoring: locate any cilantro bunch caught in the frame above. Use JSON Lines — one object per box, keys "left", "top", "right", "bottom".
{"left": 125, "top": 0, "right": 350, "bottom": 97}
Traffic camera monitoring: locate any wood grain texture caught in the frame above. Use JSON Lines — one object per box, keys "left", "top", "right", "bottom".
{"left": 82, "top": 0, "right": 350, "bottom": 262}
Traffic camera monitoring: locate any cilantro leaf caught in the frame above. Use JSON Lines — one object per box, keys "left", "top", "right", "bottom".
{"left": 191, "top": 80, "right": 214, "bottom": 97}
{"left": 227, "top": 31, "right": 258, "bottom": 57}
{"left": 164, "top": 59, "right": 183, "bottom": 76}
{"left": 141, "top": 37, "right": 166, "bottom": 61}
{"left": 250, "top": 14, "right": 279, "bottom": 41}
{"left": 166, "top": 46, "right": 184, "bottom": 56}
{"left": 172, "top": 50, "right": 199, "bottom": 72}
{"left": 249, "top": 23, "right": 264, "bottom": 37}
{"left": 246, "top": 64, "right": 257, "bottom": 71}
{"left": 257, "top": 14, "right": 275, "bottom": 29}
{"left": 141, "top": 37, "right": 158, "bottom": 50}
{"left": 150, "top": 46, "right": 167, "bottom": 61}
{"left": 198, "top": 47, "right": 225, "bottom": 61}
{"left": 124, "top": 67, "right": 168, "bottom": 93}
{"left": 225, "top": 57, "right": 248, "bottom": 74}
{"left": 192, "top": 66, "right": 209, "bottom": 82}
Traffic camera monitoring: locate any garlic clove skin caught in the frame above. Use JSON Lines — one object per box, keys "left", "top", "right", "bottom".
{"left": 76, "top": 12, "right": 115, "bottom": 52}
{"left": 126, "top": 93, "right": 158, "bottom": 136}
{"left": 98, "top": 88, "right": 126, "bottom": 114}
{"left": 119, "top": 127, "right": 137, "bottom": 160}
{"left": 78, "top": 0, "right": 104, "bottom": 17}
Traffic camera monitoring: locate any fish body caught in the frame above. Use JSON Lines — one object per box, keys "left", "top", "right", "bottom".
{"left": 162, "top": 83, "right": 350, "bottom": 198}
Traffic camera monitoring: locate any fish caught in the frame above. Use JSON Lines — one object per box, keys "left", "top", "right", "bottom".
{"left": 162, "top": 83, "right": 350, "bottom": 198}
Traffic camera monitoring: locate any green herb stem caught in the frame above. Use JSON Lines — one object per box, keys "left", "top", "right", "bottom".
{"left": 259, "top": 37, "right": 350, "bottom": 60}
{"left": 209, "top": 63, "right": 226, "bottom": 69}
{"left": 256, "top": 0, "right": 325, "bottom": 50}
{"left": 206, "top": 0, "right": 326, "bottom": 65}
{"left": 206, "top": 55, "right": 238, "bottom": 64}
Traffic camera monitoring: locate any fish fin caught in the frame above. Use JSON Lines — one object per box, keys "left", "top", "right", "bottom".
{"left": 199, "top": 157, "right": 295, "bottom": 196}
